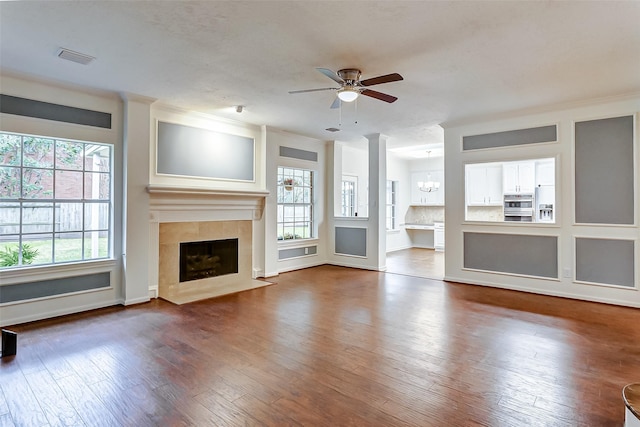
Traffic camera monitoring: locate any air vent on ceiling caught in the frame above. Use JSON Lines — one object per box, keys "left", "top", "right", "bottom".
{"left": 325, "top": 127, "right": 340, "bottom": 132}
{"left": 57, "top": 48, "right": 95, "bottom": 65}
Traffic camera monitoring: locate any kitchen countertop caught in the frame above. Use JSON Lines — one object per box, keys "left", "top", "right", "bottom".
{"left": 403, "top": 222, "right": 444, "bottom": 230}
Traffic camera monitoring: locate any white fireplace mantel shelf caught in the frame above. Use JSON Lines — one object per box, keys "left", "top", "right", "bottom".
{"left": 147, "top": 184, "right": 269, "bottom": 198}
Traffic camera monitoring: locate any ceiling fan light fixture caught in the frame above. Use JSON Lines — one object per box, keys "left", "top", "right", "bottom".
{"left": 337, "top": 88, "right": 359, "bottom": 102}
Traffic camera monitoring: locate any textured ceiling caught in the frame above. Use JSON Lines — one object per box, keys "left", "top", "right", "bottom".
{"left": 1, "top": 1, "right": 639, "bottom": 156}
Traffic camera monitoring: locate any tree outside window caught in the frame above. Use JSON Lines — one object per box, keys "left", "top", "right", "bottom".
{"left": 0, "top": 132, "right": 112, "bottom": 268}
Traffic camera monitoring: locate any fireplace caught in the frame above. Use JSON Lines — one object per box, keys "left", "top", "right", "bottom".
{"left": 180, "top": 238, "right": 239, "bottom": 282}
{"left": 148, "top": 185, "right": 269, "bottom": 304}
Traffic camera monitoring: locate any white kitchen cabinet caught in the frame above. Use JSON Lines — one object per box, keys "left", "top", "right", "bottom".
{"left": 434, "top": 222, "right": 445, "bottom": 251}
{"left": 466, "top": 164, "right": 502, "bottom": 205}
{"left": 411, "top": 170, "right": 444, "bottom": 205}
{"left": 503, "top": 161, "right": 535, "bottom": 194}
{"left": 535, "top": 160, "right": 555, "bottom": 186}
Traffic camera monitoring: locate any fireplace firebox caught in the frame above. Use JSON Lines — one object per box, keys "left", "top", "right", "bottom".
{"left": 179, "top": 238, "right": 239, "bottom": 283}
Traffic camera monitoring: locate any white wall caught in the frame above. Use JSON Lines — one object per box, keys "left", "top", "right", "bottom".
{"left": 0, "top": 73, "right": 124, "bottom": 326}
{"left": 444, "top": 95, "right": 640, "bottom": 308}
{"left": 338, "top": 141, "right": 369, "bottom": 217}
{"left": 386, "top": 151, "right": 412, "bottom": 251}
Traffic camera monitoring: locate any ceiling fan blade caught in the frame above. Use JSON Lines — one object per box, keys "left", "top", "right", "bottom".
{"left": 316, "top": 68, "right": 345, "bottom": 84}
{"left": 360, "top": 73, "right": 403, "bottom": 87}
{"left": 361, "top": 89, "right": 398, "bottom": 103}
{"left": 288, "top": 87, "right": 336, "bottom": 94}
{"left": 330, "top": 97, "right": 341, "bottom": 109}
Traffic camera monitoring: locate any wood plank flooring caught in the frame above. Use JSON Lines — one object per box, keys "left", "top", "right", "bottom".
{"left": 386, "top": 248, "right": 444, "bottom": 279}
{"left": 1, "top": 265, "right": 639, "bottom": 426}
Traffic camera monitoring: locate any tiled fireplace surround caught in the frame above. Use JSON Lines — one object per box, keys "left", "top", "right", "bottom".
{"left": 147, "top": 186, "right": 269, "bottom": 304}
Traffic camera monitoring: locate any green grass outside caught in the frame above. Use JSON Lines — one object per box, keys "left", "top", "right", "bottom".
{"left": 0, "top": 237, "right": 109, "bottom": 266}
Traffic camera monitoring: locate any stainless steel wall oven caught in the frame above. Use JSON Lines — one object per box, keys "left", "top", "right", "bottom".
{"left": 504, "top": 193, "right": 534, "bottom": 222}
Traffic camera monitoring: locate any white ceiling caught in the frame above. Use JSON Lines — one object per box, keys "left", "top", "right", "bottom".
{"left": 1, "top": 1, "right": 639, "bottom": 158}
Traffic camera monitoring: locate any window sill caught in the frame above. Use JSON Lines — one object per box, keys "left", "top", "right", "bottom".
{"left": 0, "top": 258, "right": 118, "bottom": 286}
{"left": 277, "top": 238, "right": 319, "bottom": 248}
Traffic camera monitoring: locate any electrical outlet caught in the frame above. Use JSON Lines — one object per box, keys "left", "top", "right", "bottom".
{"left": 304, "top": 247, "right": 309, "bottom": 255}
{"left": 563, "top": 268, "right": 572, "bottom": 278}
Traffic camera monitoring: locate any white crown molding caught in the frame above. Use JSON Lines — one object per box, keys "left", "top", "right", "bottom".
{"left": 442, "top": 91, "right": 640, "bottom": 129}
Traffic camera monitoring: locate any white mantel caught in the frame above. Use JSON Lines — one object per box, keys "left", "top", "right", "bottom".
{"left": 147, "top": 184, "right": 268, "bottom": 222}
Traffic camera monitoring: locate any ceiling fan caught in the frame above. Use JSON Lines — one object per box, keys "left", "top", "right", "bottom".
{"left": 289, "top": 68, "right": 403, "bottom": 108}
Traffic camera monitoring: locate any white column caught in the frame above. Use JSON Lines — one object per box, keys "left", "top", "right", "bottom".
{"left": 366, "top": 133, "right": 388, "bottom": 271}
{"left": 120, "top": 93, "right": 155, "bottom": 304}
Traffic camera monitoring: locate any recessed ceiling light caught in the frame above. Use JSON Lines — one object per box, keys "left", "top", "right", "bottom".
{"left": 57, "top": 48, "right": 95, "bottom": 65}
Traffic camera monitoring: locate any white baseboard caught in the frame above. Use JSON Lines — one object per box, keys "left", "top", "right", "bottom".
{"left": 443, "top": 275, "right": 640, "bottom": 309}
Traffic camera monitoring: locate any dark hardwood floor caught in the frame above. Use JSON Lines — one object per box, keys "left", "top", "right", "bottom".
{"left": 2, "top": 265, "right": 639, "bottom": 426}
{"left": 386, "top": 248, "right": 444, "bottom": 279}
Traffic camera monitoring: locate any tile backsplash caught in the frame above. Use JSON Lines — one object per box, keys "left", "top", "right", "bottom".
{"left": 405, "top": 206, "right": 445, "bottom": 224}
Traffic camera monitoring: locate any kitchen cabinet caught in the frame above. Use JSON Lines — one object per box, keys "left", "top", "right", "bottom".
{"left": 466, "top": 164, "right": 502, "bottom": 205}
{"left": 434, "top": 222, "right": 445, "bottom": 251}
{"left": 411, "top": 170, "right": 444, "bottom": 205}
{"left": 535, "top": 160, "right": 555, "bottom": 186}
{"left": 503, "top": 161, "right": 535, "bottom": 194}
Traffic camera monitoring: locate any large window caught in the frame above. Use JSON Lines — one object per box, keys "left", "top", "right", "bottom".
{"left": 277, "top": 166, "right": 313, "bottom": 241}
{"left": 0, "top": 132, "right": 112, "bottom": 268}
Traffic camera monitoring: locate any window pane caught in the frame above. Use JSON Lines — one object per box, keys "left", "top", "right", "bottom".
{"left": 282, "top": 187, "right": 294, "bottom": 203}
{"left": 0, "top": 167, "right": 21, "bottom": 199}
{"left": 0, "top": 202, "right": 20, "bottom": 234}
{"left": 55, "top": 170, "right": 83, "bottom": 199}
{"left": 84, "top": 230, "right": 109, "bottom": 259}
{"left": 23, "top": 137, "right": 54, "bottom": 168}
{"left": 0, "top": 134, "right": 21, "bottom": 166}
{"left": 22, "top": 203, "right": 53, "bottom": 233}
{"left": 84, "top": 172, "right": 110, "bottom": 200}
{"left": 283, "top": 225, "right": 295, "bottom": 240}
{"left": 55, "top": 140, "right": 84, "bottom": 170}
{"left": 54, "top": 232, "right": 83, "bottom": 263}
{"left": 0, "top": 236, "right": 20, "bottom": 268}
{"left": 24, "top": 234, "right": 53, "bottom": 266}
{"left": 85, "top": 144, "right": 111, "bottom": 172}
{"left": 56, "top": 203, "right": 83, "bottom": 232}
{"left": 283, "top": 206, "right": 294, "bottom": 222}
{"left": 23, "top": 168, "right": 53, "bottom": 199}
{"left": 85, "top": 202, "right": 109, "bottom": 230}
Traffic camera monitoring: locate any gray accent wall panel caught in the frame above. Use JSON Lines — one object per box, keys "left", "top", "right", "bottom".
{"left": 335, "top": 227, "right": 367, "bottom": 257}
{"left": 157, "top": 121, "right": 254, "bottom": 181}
{"left": 0, "top": 272, "right": 110, "bottom": 303}
{"left": 463, "top": 125, "right": 557, "bottom": 151}
{"left": 279, "top": 246, "right": 318, "bottom": 260}
{"left": 575, "top": 238, "right": 635, "bottom": 287}
{"left": 279, "top": 146, "right": 318, "bottom": 162}
{"left": 575, "top": 116, "right": 634, "bottom": 224}
{"left": 464, "top": 232, "right": 558, "bottom": 278}
{"left": 0, "top": 94, "right": 112, "bottom": 129}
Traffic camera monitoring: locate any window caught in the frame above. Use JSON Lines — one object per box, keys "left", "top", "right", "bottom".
{"left": 277, "top": 166, "right": 313, "bottom": 241}
{"left": 341, "top": 176, "right": 357, "bottom": 217}
{"left": 386, "top": 180, "right": 398, "bottom": 230}
{"left": 0, "top": 132, "right": 112, "bottom": 268}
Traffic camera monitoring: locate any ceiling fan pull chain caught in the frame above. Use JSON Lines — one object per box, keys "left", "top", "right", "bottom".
{"left": 339, "top": 101, "right": 342, "bottom": 127}
{"left": 355, "top": 98, "right": 358, "bottom": 124}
